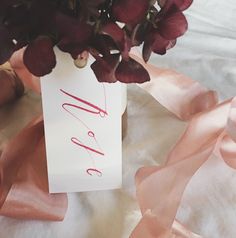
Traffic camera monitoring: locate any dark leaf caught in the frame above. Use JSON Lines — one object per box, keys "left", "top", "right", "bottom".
{"left": 112, "top": 0, "right": 150, "bottom": 25}
{"left": 115, "top": 58, "right": 150, "bottom": 83}
{"left": 91, "top": 53, "right": 120, "bottom": 82}
{"left": 23, "top": 36, "right": 56, "bottom": 77}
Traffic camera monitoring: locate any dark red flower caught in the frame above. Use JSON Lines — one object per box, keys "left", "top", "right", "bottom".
{"left": 141, "top": 0, "right": 191, "bottom": 61}
{"left": 91, "top": 52, "right": 150, "bottom": 83}
{"left": 0, "top": 0, "right": 192, "bottom": 84}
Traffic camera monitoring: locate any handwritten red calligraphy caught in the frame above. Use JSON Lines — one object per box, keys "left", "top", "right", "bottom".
{"left": 87, "top": 168, "right": 103, "bottom": 177}
{"left": 60, "top": 87, "right": 107, "bottom": 177}
{"left": 60, "top": 89, "right": 108, "bottom": 117}
{"left": 71, "top": 137, "right": 104, "bottom": 156}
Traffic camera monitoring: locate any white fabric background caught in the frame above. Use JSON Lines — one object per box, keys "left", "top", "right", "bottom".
{"left": 1, "top": 1, "right": 236, "bottom": 237}
{"left": 151, "top": 0, "right": 236, "bottom": 100}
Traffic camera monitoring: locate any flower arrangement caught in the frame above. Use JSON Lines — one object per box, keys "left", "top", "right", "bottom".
{"left": 0, "top": 0, "right": 192, "bottom": 84}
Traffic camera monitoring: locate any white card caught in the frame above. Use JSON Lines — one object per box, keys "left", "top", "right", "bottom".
{"left": 41, "top": 49, "right": 122, "bottom": 193}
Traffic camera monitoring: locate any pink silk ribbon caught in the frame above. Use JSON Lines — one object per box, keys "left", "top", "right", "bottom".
{"left": 0, "top": 50, "right": 236, "bottom": 238}
{"left": 129, "top": 53, "right": 236, "bottom": 237}
{"left": 0, "top": 54, "right": 67, "bottom": 221}
{"left": 0, "top": 116, "right": 68, "bottom": 220}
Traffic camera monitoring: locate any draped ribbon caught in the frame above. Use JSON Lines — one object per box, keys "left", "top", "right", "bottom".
{"left": 129, "top": 53, "right": 236, "bottom": 237}
{"left": 0, "top": 116, "right": 67, "bottom": 220}
{"left": 0, "top": 52, "right": 67, "bottom": 221}
{"left": 0, "top": 50, "right": 236, "bottom": 237}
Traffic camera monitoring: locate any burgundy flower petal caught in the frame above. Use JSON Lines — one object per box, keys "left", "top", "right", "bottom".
{"left": 174, "top": 0, "right": 193, "bottom": 10}
{"left": 0, "top": 26, "right": 15, "bottom": 64}
{"left": 158, "top": 11, "right": 188, "bottom": 40}
{"left": 23, "top": 36, "right": 56, "bottom": 77}
{"left": 112, "top": 0, "right": 150, "bottom": 25}
{"left": 91, "top": 54, "right": 120, "bottom": 83}
{"left": 115, "top": 58, "right": 150, "bottom": 83}
{"left": 166, "top": 39, "right": 177, "bottom": 50}
{"left": 101, "top": 22, "right": 125, "bottom": 51}
{"left": 158, "top": 0, "right": 193, "bottom": 11}
{"left": 143, "top": 32, "right": 171, "bottom": 61}
{"left": 54, "top": 13, "right": 93, "bottom": 59}
{"left": 90, "top": 35, "right": 118, "bottom": 57}
{"left": 152, "top": 35, "right": 176, "bottom": 54}
{"left": 57, "top": 42, "right": 87, "bottom": 60}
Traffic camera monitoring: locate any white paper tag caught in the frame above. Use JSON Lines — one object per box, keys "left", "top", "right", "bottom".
{"left": 41, "top": 49, "right": 122, "bottom": 193}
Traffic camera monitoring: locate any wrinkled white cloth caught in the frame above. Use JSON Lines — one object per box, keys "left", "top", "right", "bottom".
{"left": 1, "top": 1, "right": 236, "bottom": 237}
